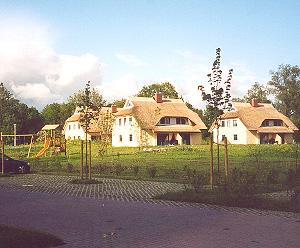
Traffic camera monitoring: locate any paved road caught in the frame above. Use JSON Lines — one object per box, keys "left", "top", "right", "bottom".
{"left": 0, "top": 175, "right": 299, "bottom": 248}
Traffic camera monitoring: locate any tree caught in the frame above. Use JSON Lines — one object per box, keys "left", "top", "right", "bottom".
{"left": 68, "top": 87, "right": 106, "bottom": 109}
{"left": 0, "top": 83, "right": 43, "bottom": 134}
{"left": 137, "top": 82, "right": 179, "bottom": 98}
{"left": 244, "top": 82, "right": 270, "bottom": 103}
{"left": 268, "top": 64, "right": 300, "bottom": 128}
{"left": 78, "top": 81, "right": 102, "bottom": 180}
{"left": 198, "top": 48, "right": 233, "bottom": 178}
{"left": 41, "top": 103, "right": 63, "bottom": 125}
{"left": 112, "top": 98, "right": 126, "bottom": 108}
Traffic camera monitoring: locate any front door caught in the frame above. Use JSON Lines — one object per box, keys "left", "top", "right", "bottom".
{"left": 179, "top": 133, "right": 190, "bottom": 145}
{"left": 157, "top": 133, "right": 169, "bottom": 146}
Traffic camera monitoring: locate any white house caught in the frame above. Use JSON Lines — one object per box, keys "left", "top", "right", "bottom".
{"left": 63, "top": 106, "right": 117, "bottom": 140}
{"left": 112, "top": 93, "right": 207, "bottom": 147}
{"left": 211, "top": 99, "right": 298, "bottom": 144}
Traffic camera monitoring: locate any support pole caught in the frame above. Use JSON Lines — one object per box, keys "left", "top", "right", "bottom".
{"left": 13, "top": 124, "right": 17, "bottom": 146}
{"left": 89, "top": 140, "right": 92, "bottom": 180}
{"left": 1, "top": 138, "right": 5, "bottom": 175}
{"left": 27, "top": 135, "right": 34, "bottom": 158}
{"left": 210, "top": 133, "right": 214, "bottom": 190}
{"left": 224, "top": 137, "right": 229, "bottom": 177}
{"left": 80, "top": 140, "right": 84, "bottom": 180}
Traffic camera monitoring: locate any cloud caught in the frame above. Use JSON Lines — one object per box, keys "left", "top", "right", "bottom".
{"left": 175, "top": 51, "right": 260, "bottom": 109}
{"left": 98, "top": 73, "right": 139, "bottom": 102}
{"left": 0, "top": 17, "right": 103, "bottom": 109}
{"left": 115, "top": 53, "right": 145, "bottom": 67}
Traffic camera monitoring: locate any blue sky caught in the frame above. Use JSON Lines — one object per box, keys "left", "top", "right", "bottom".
{"left": 0, "top": 0, "right": 299, "bottom": 109}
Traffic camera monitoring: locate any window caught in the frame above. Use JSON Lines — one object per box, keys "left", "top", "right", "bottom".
{"left": 78, "top": 136, "right": 81, "bottom": 139}
{"left": 234, "top": 134, "right": 238, "bottom": 141}
{"left": 176, "top": 117, "right": 187, "bottom": 125}
{"left": 227, "top": 120, "right": 231, "bottom": 127}
{"left": 69, "top": 124, "right": 71, "bottom": 130}
{"left": 129, "top": 117, "right": 132, "bottom": 125}
{"left": 78, "top": 123, "right": 81, "bottom": 129}
{"left": 129, "top": 134, "right": 133, "bottom": 141}
{"left": 119, "top": 135, "right": 122, "bottom": 142}
{"left": 124, "top": 117, "right": 127, "bottom": 125}
{"left": 160, "top": 117, "right": 170, "bottom": 125}
{"left": 222, "top": 135, "right": 225, "bottom": 141}
{"left": 265, "top": 120, "right": 269, "bottom": 126}
{"left": 233, "top": 120, "right": 237, "bottom": 127}
{"left": 73, "top": 124, "right": 76, "bottom": 129}
{"left": 119, "top": 118, "right": 122, "bottom": 126}
{"left": 221, "top": 121, "right": 225, "bottom": 127}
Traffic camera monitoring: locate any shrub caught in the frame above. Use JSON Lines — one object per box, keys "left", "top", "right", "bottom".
{"left": 165, "top": 168, "right": 178, "bottom": 179}
{"left": 266, "top": 168, "right": 279, "bottom": 185}
{"left": 114, "top": 163, "right": 124, "bottom": 176}
{"left": 147, "top": 165, "right": 157, "bottom": 178}
{"left": 189, "top": 171, "right": 207, "bottom": 193}
{"left": 94, "top": 164, "right": 109, "bottom": 173}
{"left": 67, "top": 163, "right": 74, "bottom": 173}
{"left": 285, "top": 168, "right": 300, "bottom": 211}
{"left": 132, "top": 165, "right": 139, "bottom": 177}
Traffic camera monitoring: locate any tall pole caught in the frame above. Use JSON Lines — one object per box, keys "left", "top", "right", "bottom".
{"left": 13, "top": 124, "right": 17, "bottom": 146}
{"left": 224, "top": 137, "right": 229, "bottom": 177}
{"left": 1, "top": 138, "right": 4, "bottom": 175}
{"left": 80, "top": 140, "right": 84, "bottom": 180}
{"left": 89, "top": 140, "right": 92, "bottom": 180}
{"left": 210, "top": 132, "right": 214, "bottom": 190}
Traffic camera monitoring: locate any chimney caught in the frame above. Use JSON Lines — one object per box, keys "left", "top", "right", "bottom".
{"left": 154, "top": 92, "right": 163, "bottom": 103}
{"left": 251, "top": 98, "right": 258, "bottom": 107}
{"left": 111, "top": 104, "right": 117, "bottom": 113}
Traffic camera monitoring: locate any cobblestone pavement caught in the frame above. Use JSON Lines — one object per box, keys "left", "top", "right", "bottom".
{"left": 0, "top": 188, "right": 299, "bottom": 248}
{"left": 0, "top": 174, "right": 299, "bottom": 219}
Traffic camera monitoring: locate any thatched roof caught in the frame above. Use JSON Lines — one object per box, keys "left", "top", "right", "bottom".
{"left": 116, "top": 97, "right": 207, "bottom": 132}
{"left": 219, "top": 102, "right": 298, "bottom": 132}
{"left": 64, "top": 107, "right": 119, "bottom": 135}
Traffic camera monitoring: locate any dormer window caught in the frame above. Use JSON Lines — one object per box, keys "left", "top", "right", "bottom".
{"left": 176, "top": 117, "right": 187, "bottom": 125}
{"left": 160, "top": 117, "right": 170, "bottom": 125}
{"left": 262, "top": 119, "right": 283, "bottom": 127}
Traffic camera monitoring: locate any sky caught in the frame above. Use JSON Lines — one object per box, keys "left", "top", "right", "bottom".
{"left": 0, "top": 0, "right": 299, "bottom": 110}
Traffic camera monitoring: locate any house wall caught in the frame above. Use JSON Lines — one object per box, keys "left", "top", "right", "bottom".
{"left": 190, "top": 133, "right": 203, "bottom": 145}
{"left": 112, "top": 116, "right": 141, "bottom": 147}
{"left": 247, "top": 130, "right": 260, "bottom": 144}
{"left": 213, "top": 118, "right": 248, "bottom": 144}
{"left": 284, "top": 134, "right": 294, "bottom": 144}
{"left": 64, "top": 121, "right": 91, "bottom": 140}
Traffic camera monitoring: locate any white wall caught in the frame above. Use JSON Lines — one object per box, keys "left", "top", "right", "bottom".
{"left": 112, "top": 116, "right": 141, "bottom": 147}
{"left": 64, "top": 121, "right": 91, "bottom": 140}
{"left": 213, "top": 118, "right": 248, "bottom": 144}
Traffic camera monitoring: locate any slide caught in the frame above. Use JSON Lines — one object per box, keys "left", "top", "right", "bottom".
{"left": 35, "top": 139, "right": 51, "bottom": 158}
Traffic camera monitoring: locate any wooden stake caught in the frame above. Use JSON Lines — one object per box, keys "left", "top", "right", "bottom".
{"left": 1, "top": 139, "right": 4, "bottom": 175}
{"left": 89, "top": 140, "right": 92, "bottom": 180}
{"left": 80, "top": 140, "right": 84, "bottom": 180}
{"left": 210, "top": 133, "right": 214, "bottom": 189}
{"left": 27, "top": 135, "right": 34, "bottom": 158}
{"left": 224, "top": 137, "right": 229, "bottom": 177}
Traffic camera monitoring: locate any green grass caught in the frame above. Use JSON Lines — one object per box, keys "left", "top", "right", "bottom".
{"left": 2, "top": 141, "right": 300, "bottom": 182}
{"left": 0, "top": 225, "right": 65, "bottom": 248}
{"left": 156, "top": 189, "right": 300, "bottom": 213}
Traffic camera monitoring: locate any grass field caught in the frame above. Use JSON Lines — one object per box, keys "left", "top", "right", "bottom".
{"left": 2, "top": 141, "right": 299, "bottom": 183}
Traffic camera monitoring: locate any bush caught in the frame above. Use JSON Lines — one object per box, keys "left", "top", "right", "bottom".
{"left": 285, "top": 168, "right": 300, "bottom": 211}
{"left": 189, "top": 171, "right": 207, "bottom": 193}
{"left": 94, "top": 164, "right": 109, "bottom": 173}
{"left": 147, "top": 165, "right": 157, "bottom": 178}
{"left": 165, "top": 168, "right": 178, "bottom": 179}
{"left": 67, "top": 163, "right": 74, "bottom": 173}
{"left": 132, "top": 165, "right": 139, "bottom": 177}
{"left": 114, "top": 163, "right": 124, "bottom": 176}
{"left": 266, "top": 168, "right": 279, "bottom": 185}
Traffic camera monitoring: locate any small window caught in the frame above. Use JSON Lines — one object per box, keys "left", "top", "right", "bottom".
{"left": 78, "top": 123, "right": 81, "bottom": 129}
{"left": 233, "top": 120, "right": 237, "bottom": 127}
{"left": 222, "top": 135, "right": 225, "bottom": 141}
{"left": 129, "top": 134, "right": 133, "bottom": 141}
{"left": 227, "top": 120, "right": 231, "bottom": 127}
{"left": 160, "top": 117, "right": 170, "bottom": 125}
{"left": 234, "top": 134, "right": 238, "bottom": 141}
{"left": 78, "top": 136, "right": 80, "bottom": 139}
{"left": 265, "top": 120, "right": 269, "bottom": 126}
{"left": 73, "top": 124, "right": 76, "bottom": 129}
{"left": 119, "top": 135, "right": 122, "bottom": 142}
{"left": 124, "top": 117, "right": 127, "bottom": 125}
{"left": 69, "top": 124, "right": 71, "bottom": 130}
{"left": 119, "top": 118, "right": 122, "bottom": 126}
{"left": 221, "top": 121, "right": 225, "bottom": 127}
{"left": 129, "top": 117, "right": 132, "bottom": 125}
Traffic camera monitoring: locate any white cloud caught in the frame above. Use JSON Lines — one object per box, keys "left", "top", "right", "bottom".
{"left": 0, "top": 17, "right": 103, "bottom": 109}
{"left": 115, "top": 53, "right": 145, "bottom": 67}
{"left": 98, "top": 73, "right": 139, "bottom": 102}
{"left": 175, "top": 51, "right": 261, "bottom": 109}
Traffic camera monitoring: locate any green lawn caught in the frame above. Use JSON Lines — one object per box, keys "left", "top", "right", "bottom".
{"left": 2, "top": 141, "right": 299, "bottom": 183}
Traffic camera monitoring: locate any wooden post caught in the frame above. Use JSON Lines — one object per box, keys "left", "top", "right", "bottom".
{"left": 64, "top": 139, "right": 67, "bottom": 157}
{"left": 224, "top": 137, "right": 229, "bottom": 177}
{"left": 80, "top": 140, "right": 84, "bottom": 180}
{"left": 27, "top": 135, "right": 34, "bottom": 158}
{"left": 89, "top": 140, "right": 92, "bottom": 180}
{"left": 216, "top": 127, "right": 220, "bottom": 174}
{"left": 1, "top": 138, "right": 4, "bottom": 175}
{"left": 210, "top": 133, "right": 214, "bottom": 189}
